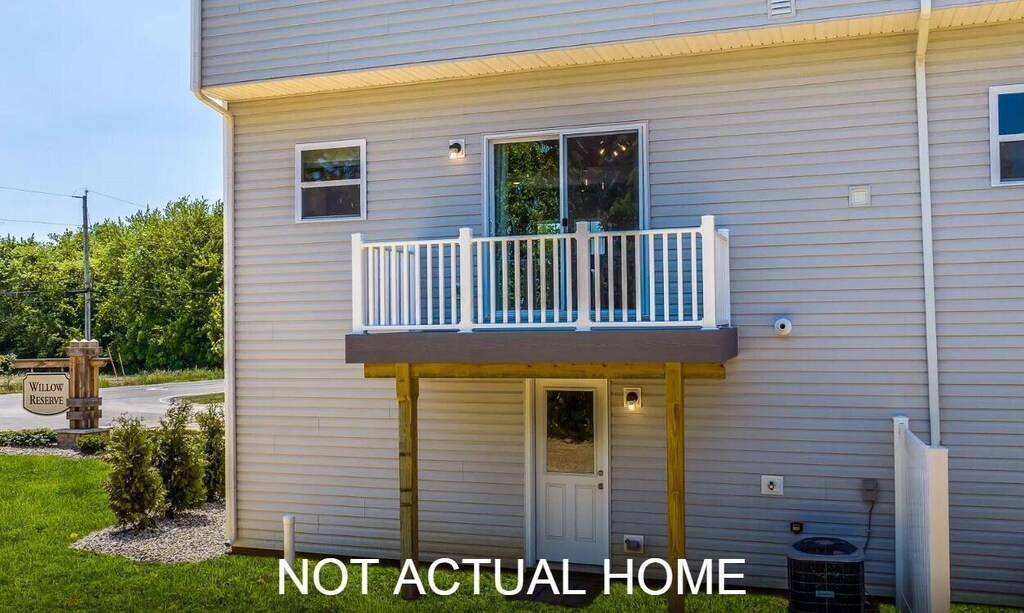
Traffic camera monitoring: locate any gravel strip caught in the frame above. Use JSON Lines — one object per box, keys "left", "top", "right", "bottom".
{"left": 71, "top": 502, "right": 228, "bottom": 563}
{"left": 0, "top": 446, "right": 85, "bottom": 459}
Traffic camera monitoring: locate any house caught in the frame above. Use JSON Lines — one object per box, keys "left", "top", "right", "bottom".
{"left": 191, "top": 0, "right": 1024, "bottom": 608}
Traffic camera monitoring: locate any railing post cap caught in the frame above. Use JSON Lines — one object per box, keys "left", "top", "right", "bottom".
{"left": 459, "top": 227, "right": 473, "bottom": 237}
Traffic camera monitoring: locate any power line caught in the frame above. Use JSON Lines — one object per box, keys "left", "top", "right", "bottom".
{"left": 90, "top": 190, "right": 147, "bottom": 209}
{"left": 0, "top": 286, "right": 220, "bottom": 298}
{"left": 0, "top": 184, "right": 147, "bottom": 209}
{"left": 0, "top": 217, "right": 80, "bottom": 227}
{"left": 0, "top": 185, "right": 75, "bottom": 199}
{"left": 0, "top": 290, "right": 58, "bottom": 296}
{"left": 94, "top": 286, "right": 222, "bottom": 296}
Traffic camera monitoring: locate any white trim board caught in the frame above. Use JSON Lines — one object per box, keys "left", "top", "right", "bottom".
{"left": 294, "top": 139, "right": 368, "bottom": 223}
{"left": 989, "top": 84, "right": 1024, "bottom": 187}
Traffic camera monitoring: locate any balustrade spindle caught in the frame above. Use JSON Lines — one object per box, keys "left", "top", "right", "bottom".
{"left": 353, "top": 219, "right": 726, "bottom": 332}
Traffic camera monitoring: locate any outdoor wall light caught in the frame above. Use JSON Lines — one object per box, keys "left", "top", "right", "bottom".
{"left": 624, "top": 387, "right": 642, "bottom": 412}
{"left": 448, "top": 139, "right": 466, "bottom": 159}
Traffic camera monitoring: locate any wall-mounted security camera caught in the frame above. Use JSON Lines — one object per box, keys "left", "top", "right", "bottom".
{"left": 774, "top": 318, "right": 792, "bottom": 336}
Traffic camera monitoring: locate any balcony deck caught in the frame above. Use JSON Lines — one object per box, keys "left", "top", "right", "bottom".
{"left": 345, "top": 215, "right": 736, "bottom": 366}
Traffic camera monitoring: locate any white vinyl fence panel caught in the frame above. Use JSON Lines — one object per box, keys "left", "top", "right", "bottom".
{"left": 893, "top": 416, "right": 950, "bottom": 613}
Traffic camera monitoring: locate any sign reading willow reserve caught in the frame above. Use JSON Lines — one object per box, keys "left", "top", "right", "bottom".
{"left": 22, "top": 373, "right": 70, "bottom": 416}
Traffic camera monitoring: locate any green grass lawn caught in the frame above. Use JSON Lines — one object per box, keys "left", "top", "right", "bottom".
{"left": 172, "top": 392, "right": 226, "bottom": 405}
{"left": 0, "top": 368, "right": 223, "bottom": 394}
{"left": 0, "top": 455, "right": 1017, "bottom": 612}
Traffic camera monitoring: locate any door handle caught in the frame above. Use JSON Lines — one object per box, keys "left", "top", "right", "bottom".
{"left": 598, "top": 483, "right": 604, "bottom": 490}
{"left": 597, "top": 470, "right": 604, "bottom": 477}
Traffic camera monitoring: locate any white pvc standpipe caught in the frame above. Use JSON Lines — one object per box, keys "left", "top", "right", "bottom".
{"left": 283, "top": 515, "right": 296, "bottom": 566}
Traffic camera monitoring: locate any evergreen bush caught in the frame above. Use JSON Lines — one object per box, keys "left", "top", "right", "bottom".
{"left": 77, "top": 434, "right": 108, "bottom": 455}
{"left": 155, "top": 400, "right": 206, "bottom": 515}
{"left": 103, "top": 416, "right": 164, "bottom": 529}
{"left": 195, "top": 404, "right": 226, "bottom": 502}
{"left": 0, "top": 428, "right": 57, "bottom": 447}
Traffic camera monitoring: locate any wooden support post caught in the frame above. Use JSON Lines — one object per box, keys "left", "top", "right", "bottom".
{"left": 396, "top": 363, "right": 419, "bottom": 600}
{"left": 67, "top": 340, "right": 103, "bottom": 430}
{"left": 665, "top": 362, "right": 686, "bottom": 613}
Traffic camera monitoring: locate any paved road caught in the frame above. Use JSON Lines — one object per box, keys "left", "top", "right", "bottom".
{"left": 0, "top": 379, "right": 224, "bottom": 430}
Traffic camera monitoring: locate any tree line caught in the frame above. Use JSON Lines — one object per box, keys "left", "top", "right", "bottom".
{"left": 0, "top": 198, "right": 223, "bottom": 371}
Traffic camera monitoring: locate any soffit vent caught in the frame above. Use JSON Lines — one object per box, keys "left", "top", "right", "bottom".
{"left": 769, "top": 0, "right": 794, "bottom": 17}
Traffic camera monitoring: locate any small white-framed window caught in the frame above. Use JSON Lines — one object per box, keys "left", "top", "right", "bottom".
{"left": 295, "top": 139, "right": 367, "bottom": 221}
{"left": 990, "top": 85, "right": 1024, "bottom": 186}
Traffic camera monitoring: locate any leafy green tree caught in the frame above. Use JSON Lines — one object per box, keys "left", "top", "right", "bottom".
{"left": 154, "top": 400, "right": 207, "bottom": 516}
{"left": 0, "top": 197, "right": 223, "bottom": 371}
{"left": 0, "top": 235, "right": 81, "bottom": 357}
{"left": 104, "top": 416, "right": 165, "bottom": 529}
{"left": 0, "top": 352, "right": 16, "bottom": 391}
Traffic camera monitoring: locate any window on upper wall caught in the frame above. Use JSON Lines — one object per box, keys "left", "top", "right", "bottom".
{"left": 991, "top": 85, "right": 1024, "bottom": 186}
{"left": 295, "top": 140, "right": 366, "bottom": 221}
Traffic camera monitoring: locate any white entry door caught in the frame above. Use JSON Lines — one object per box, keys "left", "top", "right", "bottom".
{"left": 535, "top": 380, "right": 609, "bottom": 566}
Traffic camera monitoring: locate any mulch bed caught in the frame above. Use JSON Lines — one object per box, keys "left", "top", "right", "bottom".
{"left": 71, "top": 502, "right": 228, "bottom": 563}
{"left": 0, "top": 446, "right": 85, "bottom": 459}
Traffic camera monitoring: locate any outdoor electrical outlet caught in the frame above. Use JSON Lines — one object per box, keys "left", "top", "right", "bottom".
{"left": 862, "top": 478, "right": 879, "bottom": 502}
{"left": 761, "top": 475, "right": 784, "bottom": 496}
{"left": 623, "top": 535, "right": 645, "bottom": 554}
{"left": 790, "top": 522, "right": 803, "bottom": 535}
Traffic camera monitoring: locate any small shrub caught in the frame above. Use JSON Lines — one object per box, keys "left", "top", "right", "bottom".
{"left": 0, "top": 353, "right": 14, "bottom": 375}
{"left": 77, "top": 434, "right": 108, "bottom": 455}
{"left": 155, "top": 400, "right": 206, "bottom": 515}
{"left": 195, "top": 404, "right": 226, "bottom": 502}
{"left": 0, "top": 428, "right": 57, "bottom": 447}
{"left": 0, "top": 353, "right": 15, "bottom": 392}
{"left": 104, "top": 416, "right": 165, "bottom": 529}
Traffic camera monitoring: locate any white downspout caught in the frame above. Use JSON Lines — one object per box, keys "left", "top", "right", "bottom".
{"left": 915, "top": 0, "right": 940, "bottom": 446}
{"left": 192, "top": 0, "right": 238, "bottom": 545}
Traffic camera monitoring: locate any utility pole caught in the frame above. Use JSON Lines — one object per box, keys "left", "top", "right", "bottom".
{"left": 73, "top": 189, "right": 92, "bottom": 340}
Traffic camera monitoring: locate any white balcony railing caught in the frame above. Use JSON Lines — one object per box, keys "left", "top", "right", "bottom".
{"left": 351, "top": 215, "right": 730, "bottom": 333}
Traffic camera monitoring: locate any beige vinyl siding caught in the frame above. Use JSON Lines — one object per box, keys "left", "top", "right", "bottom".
{"left": 234, "top": 376, "right": 526, "bottom": 559}
{"left": 200, "top": 0, "right": 925, "bottom": 88}
{"left": 418, "top": 379, "right": 526, "bottom": 561}
{"left": 609, "top": 380, "right": 669, "bottom": 569}
{"left": 926, "top": 22, "right": 1024, "bottom": 606}
{"left": 231, "top": 32, "right": 934, "bottom": 597}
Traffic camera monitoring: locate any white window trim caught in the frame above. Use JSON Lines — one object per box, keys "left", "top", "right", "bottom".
{"left": 295, "top": 139, "right": 367, "bottom": 222}
{"left": 990, "top": 85, "right": 1024, "bottom": 187}
{"left": 480, "top": 122, "right": 650, "bottom": 236}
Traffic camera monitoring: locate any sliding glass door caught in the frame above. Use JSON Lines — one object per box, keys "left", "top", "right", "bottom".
{"left": 491, "top": 130, "right": 642, "bottom": 236}
{"left": 565, "top": 131, "right": 641, "bottom": 233}
{"left": 487, "top": 126, "right": 645, "bottom": 324}
{"left": 492, "top": 139, "right": 561, "bottom": 236}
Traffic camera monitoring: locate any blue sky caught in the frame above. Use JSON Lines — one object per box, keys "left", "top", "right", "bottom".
{"left": 0, "top": 1, "right": 221, "bottom": 239}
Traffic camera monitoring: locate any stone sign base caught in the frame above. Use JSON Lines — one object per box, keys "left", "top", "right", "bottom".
{"left": 56, "top": 427, "right": 111, "bottom": 449}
